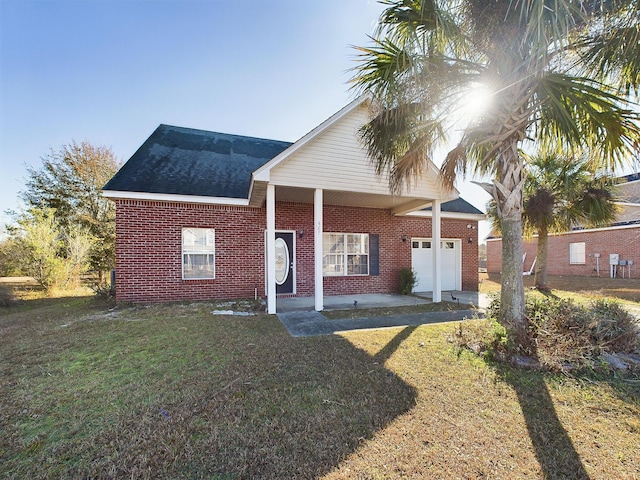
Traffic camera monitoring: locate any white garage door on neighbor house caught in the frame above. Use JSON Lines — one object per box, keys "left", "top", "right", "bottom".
{"left": 411, "top": 238, "right": 462, "bottom": 292}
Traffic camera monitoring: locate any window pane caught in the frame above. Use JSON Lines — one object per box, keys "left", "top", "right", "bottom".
{"left": 183, "top": 228, "right": 215, "bottom": 279}
{"left": 183, "top": 254, "right": 215, "bottom": 279}
{"left": 347, "top": 254, "right": 369, "bottom": 275}
{"left": 412, "top": 241, "right": 419, "bottom": 248}
{"left": 323, "top": 254, "right": 344, "bottom": 275}
{"left": 347, "top": 234, "right": 368, "bottom": 254}
{"left": 183, "top": 228, "right": 196, "bottom": 247}
{"left": 569, "top": 242, "right": 585, "bottom": 264}
{"left": 323, "top": 233, "right": 344, "bottom": 253}
{"left": 323, "top": 233, "right": 344, "bottom": 275}
{"left": 323, "top": 233, "right": 369, "bottom": 276}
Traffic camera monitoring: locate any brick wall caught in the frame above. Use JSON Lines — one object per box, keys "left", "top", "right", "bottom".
{"left": 114, "top": 199, "right": 479, "bottom": 303}
{"left": 486, "top": 225, "right": 640, "bottom": 278}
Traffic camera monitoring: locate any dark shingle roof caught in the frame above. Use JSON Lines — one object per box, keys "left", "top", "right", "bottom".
{"left": 103, "top": 125, "right": 292, "bottom": 198}
{"left": 425, "top": 198, "right": 484, "bottom": 215}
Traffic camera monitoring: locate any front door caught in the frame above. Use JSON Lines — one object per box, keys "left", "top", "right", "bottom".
{"left": 275, "top": 232, "right": 295, "bottom": 294}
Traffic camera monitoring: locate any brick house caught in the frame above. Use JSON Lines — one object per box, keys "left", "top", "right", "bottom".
{"left": 486, "top": 173, "right": 640, "bottom": 279}
{"left": 103, "top": 97, "right": 484, "bottom": 312}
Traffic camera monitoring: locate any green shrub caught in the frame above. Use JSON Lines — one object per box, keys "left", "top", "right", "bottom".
{"left": 398, "top": 268, "right": 417, "bottom": 295}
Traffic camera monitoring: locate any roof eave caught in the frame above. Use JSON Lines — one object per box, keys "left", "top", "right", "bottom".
{"left": 102, "top": 190, "right": 250, "bottom": 206}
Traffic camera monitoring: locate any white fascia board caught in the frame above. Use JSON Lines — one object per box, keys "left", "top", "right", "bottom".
{"left": 102, "top": 190, "right": 250, "bottom": 206}
{"left": 252, "top": 95, "right": 370, "bottom": 183}
{"left": 615, "top": 201, "right": 640, "bottom": 207}
{"left": 247, "top": 180, "right": 257, "bottom": 201}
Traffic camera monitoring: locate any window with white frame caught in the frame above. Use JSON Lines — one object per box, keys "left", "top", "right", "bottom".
{"left": 569, "top": 242, "right": 585, "bottom": 265}
{"left": 182, "top": 228, "right": 215, "bottom": 279}
{"left": 323, "top": 233, "right": 369, "bottom": 276}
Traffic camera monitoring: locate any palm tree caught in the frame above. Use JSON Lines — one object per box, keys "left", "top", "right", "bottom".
{"left": 488, "top": 152, "right": 619, "bottom": 290}
{"left": 351, "top": 0, "right": 640, "bottom": 349}
{"left": 524, "top": 153, "right": 618, "bottom": 290}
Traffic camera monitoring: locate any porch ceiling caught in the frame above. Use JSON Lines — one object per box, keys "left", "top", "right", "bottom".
{"left": 252, "top": 184, "right": 454, "bottom": 213}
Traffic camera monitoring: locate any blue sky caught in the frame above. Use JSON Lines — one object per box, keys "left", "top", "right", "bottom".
{"left": 0, "top": 0, "right": 491, "bottom": 237}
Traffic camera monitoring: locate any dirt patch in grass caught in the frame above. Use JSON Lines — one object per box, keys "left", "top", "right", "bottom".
{"left": 2, "top": 296, "right": 639, "bottom": 478}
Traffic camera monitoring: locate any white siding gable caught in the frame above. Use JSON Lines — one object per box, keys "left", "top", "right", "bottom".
{"left": 269, "top": 103, "right": 443, "bottom": 199}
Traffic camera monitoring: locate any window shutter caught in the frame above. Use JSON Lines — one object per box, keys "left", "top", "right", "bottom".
{"left": 369, "top": 234, "right": 379, "bottom": 276}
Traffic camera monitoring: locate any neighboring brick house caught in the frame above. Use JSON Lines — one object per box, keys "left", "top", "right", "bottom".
{"left": 486, "top": 173, "right": 640, "bottom": 279}
{"left": 103, "top": 97, "right": 484, "bottom": 312}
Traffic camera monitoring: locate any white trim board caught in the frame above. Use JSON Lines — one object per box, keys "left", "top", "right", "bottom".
{"left": 102, "top": 190, "right": 250, "bottom": 206}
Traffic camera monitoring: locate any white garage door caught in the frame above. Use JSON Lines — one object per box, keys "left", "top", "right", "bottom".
{"left": 411, "top": 238, "right": 461, "bottom": 292}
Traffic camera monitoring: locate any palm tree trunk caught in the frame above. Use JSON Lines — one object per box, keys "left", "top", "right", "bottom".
{"left": 500, "top": 218, "right": 527, "bottom": 345}
{"left": 534, "top": 227, "right": 549, "bottom": 290}
{"left": 493, "top": 143, "right": 528, "bottom": 350}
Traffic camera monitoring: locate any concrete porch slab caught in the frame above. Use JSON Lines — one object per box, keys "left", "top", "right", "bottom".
{"left": 275, "top": 291, "right": 488, "bottom": 337}
{"left": 277, "top": 291, "right": 491, "bottom": 313}
{"left": 276, "top": 293, "right": 431, "bottom": 313}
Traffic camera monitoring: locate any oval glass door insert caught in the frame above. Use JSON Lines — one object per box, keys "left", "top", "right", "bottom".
{"left": 274, "top": 237, "right": 290, "bottom": 285}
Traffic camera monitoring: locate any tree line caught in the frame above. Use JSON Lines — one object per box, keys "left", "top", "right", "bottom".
{"left": 1, "top": 141, "right": 121, "bottom": 293}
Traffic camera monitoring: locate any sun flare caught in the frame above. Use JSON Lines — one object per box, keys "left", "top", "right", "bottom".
{"left": 460, "top": 84, "right": 493, "bottom": 119}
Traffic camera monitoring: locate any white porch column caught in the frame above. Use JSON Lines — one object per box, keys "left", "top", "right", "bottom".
{"left": 266, "top": 184, "right": 277, "bottom": 314}
{"left": 314, "top": 188, "right": 324, "bottom": 311}
{"left": 432, "top": 199, "right": 442, "bottom": 303}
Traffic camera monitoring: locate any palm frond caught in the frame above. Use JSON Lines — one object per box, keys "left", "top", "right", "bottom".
{"left": 377, "top": 0, "right": 467, "bottom": 55}
{"left": 579, "top": 25, "right": 640, "bottom": 96}
{"left": 360, "top": 101, "right": 447, "bottom": 194}
{"left": 378, "top": 0, "right": 439, "bottom": 35}
{"left": 350, "top": 37, "right": 415, "bottom": 99}
{"left": 388, "top": 133, "right": 436, "bottom": 193}
{"left": 574, "top": 0, "right": 640, "bottom": 96}
{"left": 534, "top": 73, "right": 640, "bottom": 169}
{"left": 439, "top": 143, "right": 467, "bottom": 190}
{"left": 508, "top": 0, "right": 597, "bottom": 54}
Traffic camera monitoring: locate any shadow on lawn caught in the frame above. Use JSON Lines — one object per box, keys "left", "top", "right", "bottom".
{"left": 374, "top": 325, "right": 418, "bottom": 363}
{"left": 31, "top": 321, "right": 421, "bottom": 479}
{"left": 497, "top": 361, "right": 590, "bottom": 480}
{"left": 200, "top": 326, "right": 420, "bottom": 479}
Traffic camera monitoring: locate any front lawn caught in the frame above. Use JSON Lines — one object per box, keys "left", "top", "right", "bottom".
{"left": 1, "top": 295, "right": 639, "bottom": 479}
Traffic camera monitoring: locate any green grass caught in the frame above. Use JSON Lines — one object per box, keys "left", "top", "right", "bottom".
{"left": 321, "top": 299, "right": 465, "bottom": 320}
{"left": 1, "top": 291, "right": 639, "bottom": 479}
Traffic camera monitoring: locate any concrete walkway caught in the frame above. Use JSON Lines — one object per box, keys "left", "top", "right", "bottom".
{"left": 277, "top": 291, "right": 489, "bottom": 337}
